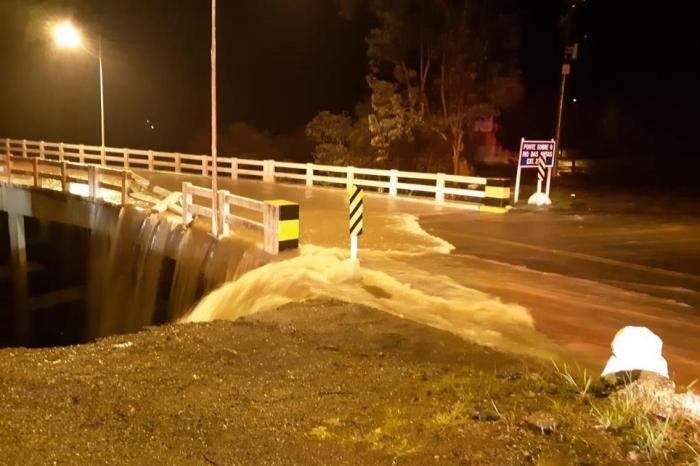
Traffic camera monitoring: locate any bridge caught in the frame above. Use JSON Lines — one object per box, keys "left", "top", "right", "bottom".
{"left": 2, "top": 138, "right": 700, "bottom": 382}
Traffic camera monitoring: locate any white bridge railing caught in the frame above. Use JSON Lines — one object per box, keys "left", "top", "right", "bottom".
{"left": 2, "top": 138, "right": 512, "bottom": 210}
{"left": 180, "top": 182, "right": 296, "bottom": 255}
{"left": 1, "top": 153, "right": 144, "bottom": 204}
{"left": 1, "top": 140, "right": 301, "bottom": 255}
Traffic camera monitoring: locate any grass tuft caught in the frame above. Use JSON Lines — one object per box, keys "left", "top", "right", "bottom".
{"left": 552, "top": 361, "right": 593, "bottom": 397}
{"left": 685, "top": 438, "right": 700, "bottom": 465}
{"left": 631, "top": 416, "right": 671, "bottom": 460}
{"left": 430, "top": 402, "right": 467, "bottom": 428}
{"left": 590, "top": 390, "right": 640, "bottom": 431}
{"left": 489, "top": 399, "right": 503, "bottom": 420}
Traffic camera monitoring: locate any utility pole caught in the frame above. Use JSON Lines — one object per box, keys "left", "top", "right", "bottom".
{"left": 553, "top": 42, "right": 578, "bottom": 177}
{"left": 210, "top": 0, "right": 219, "bottom": 236}
{"left": 552, "top": 0, "right": 579, "bottom": 177}
{"left": 553, "top": 62, "right": 569, "bottom": 176}
{"left": 98, "top": 37, "right": 105, "bottom": 148}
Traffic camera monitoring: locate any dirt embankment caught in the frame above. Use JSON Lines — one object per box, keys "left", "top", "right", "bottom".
{"left": 0, "top": 301, "right": 696, "bottom": 465}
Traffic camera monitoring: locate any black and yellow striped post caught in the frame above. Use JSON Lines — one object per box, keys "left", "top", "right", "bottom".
{"left": 348, "top": 185, "right": 363, "bottom": 261}
{"left": 481, "top": 178, "right": 512, "bottom": 214}
{"left": 263, "top": 199, "right": 299, "bottom": 255}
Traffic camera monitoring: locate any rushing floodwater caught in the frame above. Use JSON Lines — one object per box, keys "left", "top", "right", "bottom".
{"left": 0, "top": 205, "right": 266, "bottom": 346}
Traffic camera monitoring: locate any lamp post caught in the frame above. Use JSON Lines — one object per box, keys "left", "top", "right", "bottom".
{"left": 52, "top": 21, "right": 106, "bottom": 148}
{"left": 98, "top": 38, "right": 105, "bottom": 148}
{"left": 210, "top": 0, "right": 219, "bottom": 236}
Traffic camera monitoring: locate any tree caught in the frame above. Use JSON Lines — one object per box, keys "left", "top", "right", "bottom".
{"left": 359, "top": 0, "right": 520, "bottom": 174}
{"left": 364, "top": 5, "right": 422, "bottom": 164}
{"left": 367, "top": 78, "right": 415, "bottom": 162}
{"left": 305, "top": 112, "right": 352, "bottom": 165}
{"left": 305, "top": 111, "right": 372, "bottom": 166}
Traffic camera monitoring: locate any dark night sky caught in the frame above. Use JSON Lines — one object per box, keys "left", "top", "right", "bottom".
{"left": 0, "top": 0, "right": 368, "bottom": 152}
{"left": 0, "top": 0, "right": 698, "bottom": 161}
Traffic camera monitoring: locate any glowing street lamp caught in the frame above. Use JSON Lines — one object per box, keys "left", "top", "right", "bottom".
{"left": 52, "top": 21, "right": 106, "bottom": 148}
{"left": 53, "top": 21, "right": 83, "bottom": 48}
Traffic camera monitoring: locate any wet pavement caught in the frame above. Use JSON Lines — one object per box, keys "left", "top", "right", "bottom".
{"left": 145, "top": 172, "right": 700, "bottom": 382}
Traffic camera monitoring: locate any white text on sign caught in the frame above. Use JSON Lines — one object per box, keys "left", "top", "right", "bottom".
{"left": 519, "top": 141, "right": 555, "bottom": 168}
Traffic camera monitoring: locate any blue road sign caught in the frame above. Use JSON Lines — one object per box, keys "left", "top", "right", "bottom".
{"left": 519, "top": 140, "right": 555, "bottom": 168}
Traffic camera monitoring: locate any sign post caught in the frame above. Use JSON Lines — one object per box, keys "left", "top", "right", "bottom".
{"left": 348, "top": 185, "right": 364, "bottom": 261}
{"left": 514, "top": 139, "right": 556, "bottom": 205}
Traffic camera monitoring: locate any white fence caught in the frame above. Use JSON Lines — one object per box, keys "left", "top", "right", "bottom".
{"left": 180, "top": 183, "right": 298, "bottom": 255}
{"left": 1, "top": 153, "right": 137, "bottom": 204}
{"left": 3, "top": 138, "right": 512, "bottom": 209}
{"left": 0, "top": 145, "right": 298, "bottom": 255}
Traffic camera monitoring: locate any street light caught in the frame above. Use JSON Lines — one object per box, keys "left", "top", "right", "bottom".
{"left": 210, "top": 0, "right": 219, "bottom": 236}
{"left": 52, "top": 21, "right": 106, "bottom": 148}
{"left": 53, "top": 21, "right": 82, "bottom": 48}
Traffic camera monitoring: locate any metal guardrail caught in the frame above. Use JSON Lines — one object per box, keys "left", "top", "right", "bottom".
{"left": 3, "top": 138, "right": 512, "bottom": 211}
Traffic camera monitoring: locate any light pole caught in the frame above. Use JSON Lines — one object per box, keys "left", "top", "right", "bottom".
{"left": 98, "top": 38, "right": 105, "bottom": 148}
{"left": 552, "top": 1, "right": 579, "bottom": 177}
{"left": 210, "top": 0, "right": 219, "bottom": 236}
{"left": 52, "top": 21, "right": 106, "bottom": 148}
{"left": 553, "top": 43, "right": 577, "bottom": 177}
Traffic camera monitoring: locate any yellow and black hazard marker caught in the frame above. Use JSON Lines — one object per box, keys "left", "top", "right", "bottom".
{"left": 481, "top": 178, "right": 512, "bottom": 213}
{"left": 263, "top": 199, "right": 299, "bottom": 254}
{"left": 349, "top": 185, "right": 364, "bottom": 236}
{"left": 348, "top": 185, "right": 363, "bottom": 260}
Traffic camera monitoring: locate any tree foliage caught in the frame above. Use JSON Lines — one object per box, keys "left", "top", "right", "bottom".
{"left": 367, "top": 78, "right": 416, "bottom": 161}
{"left": 305, "top": 111, "right": 372, "bottom": 166}
{"left": 364, "top": 0, "right": 520, "bottom": 174}
{"left": 308, "top": 0, "right": 522, "bottom": 174}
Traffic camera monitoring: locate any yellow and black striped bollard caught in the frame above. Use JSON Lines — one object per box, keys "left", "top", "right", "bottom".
{"left": 348, "top": 185, "right": 363, "bottom": 260}
{"left": 263, "top": 200, "right": 299, "bottom": 254}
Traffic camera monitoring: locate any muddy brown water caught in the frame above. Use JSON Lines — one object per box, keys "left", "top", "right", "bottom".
{"left": 0, "top": 204, "right": 267, "bottom": 347}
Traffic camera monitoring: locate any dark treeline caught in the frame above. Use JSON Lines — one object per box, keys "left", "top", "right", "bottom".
{"left": 0, "top": 1, "right": 697, "bottom": 181}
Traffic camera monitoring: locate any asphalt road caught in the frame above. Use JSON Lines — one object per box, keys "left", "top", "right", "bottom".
{"left": 144, "top": 172, "right": 700, "bottom": 382}
{"left": 419, "top": 203, "right": 700, "bottom": 382}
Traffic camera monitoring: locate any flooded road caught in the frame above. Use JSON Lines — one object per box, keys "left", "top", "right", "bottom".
{"left": 146, "top": 172, "right": 700, "bottom": 382}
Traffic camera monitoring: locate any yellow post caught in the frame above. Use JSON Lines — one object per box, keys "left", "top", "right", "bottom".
{"left": 263, "top": 200, "right": 299, "bottom": 255}
{"left": 481, "top": 178, "right": 512, "bottom": 214}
